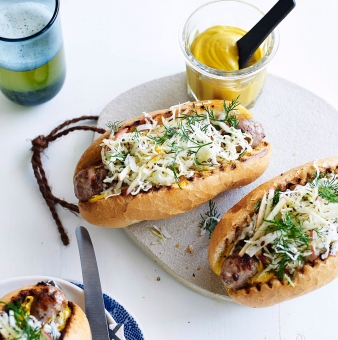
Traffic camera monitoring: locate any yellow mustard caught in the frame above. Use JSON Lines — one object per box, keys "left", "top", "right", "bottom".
{"left": 89, "top": 193, "right": 106, "bottom": 202}
{"left": 187, "top": 25, "right": 266, "bottom": 108}
{"left": 247, "top": 261, "right": 275, "bottom": 285}
{"left": 190, "top": 26, "right": 262, "bottom": 71}
{"left": 22, "top": 296, "right": 34, "bottom": 314}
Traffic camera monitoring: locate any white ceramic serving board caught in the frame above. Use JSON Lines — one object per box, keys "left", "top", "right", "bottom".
{"left": 96, "top": 72, "right": 338, "bottom": 302}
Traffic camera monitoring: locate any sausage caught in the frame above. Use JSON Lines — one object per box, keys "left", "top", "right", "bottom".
{"left": 237, "top": 119, "right": 265, "bottom": 148}
{"left": 30, "top": 285, "right": 68, "bottom": 323}
{"left": 74, "top": 165, "right": 108, "bottom": 202}
{"left": 220, "top": 254, "right": 259, "bottom": 290}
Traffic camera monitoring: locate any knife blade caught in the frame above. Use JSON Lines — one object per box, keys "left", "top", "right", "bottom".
{"left": 76, "top": 226, "right": 110, "bottom": 340}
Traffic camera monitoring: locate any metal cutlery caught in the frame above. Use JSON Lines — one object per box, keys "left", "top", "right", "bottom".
{"left": 76, "top": 226, "right": 110, "bottom": 340}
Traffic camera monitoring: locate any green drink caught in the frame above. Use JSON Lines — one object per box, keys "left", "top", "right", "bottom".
{"left": 0, "top": 1, "right": 66, "bottom": 106}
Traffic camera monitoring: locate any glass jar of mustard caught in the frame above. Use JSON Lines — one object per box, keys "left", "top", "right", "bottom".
{"left": 178, "top": 0, "right": 279, "bottom": 109}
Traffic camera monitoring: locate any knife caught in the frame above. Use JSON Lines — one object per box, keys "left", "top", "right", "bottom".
{"left": 76, "top": 226, "right": 110, "bottom": 340}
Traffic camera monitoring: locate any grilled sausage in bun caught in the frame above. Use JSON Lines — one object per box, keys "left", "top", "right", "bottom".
{"left": 74, "top": 99, "right": 271, "bottom": 228}
{"left": 0, "top": 281, "right": 91, "bottom": 339}
{"left": 209, "top": 157, "right": 338, "bottom": 307}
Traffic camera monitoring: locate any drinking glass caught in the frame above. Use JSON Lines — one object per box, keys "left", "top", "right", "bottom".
{"left": 0, "top": 0, "right": 66, "bottom": 106}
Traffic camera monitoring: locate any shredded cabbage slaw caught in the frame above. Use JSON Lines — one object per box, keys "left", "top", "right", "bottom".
{"left": 98, "top": 102, "right": 253, "bottom": 198}
{"left": 0, "top": 304, "right": 64, "bottom": 340}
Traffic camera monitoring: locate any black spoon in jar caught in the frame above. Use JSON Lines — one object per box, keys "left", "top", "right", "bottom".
{"left": 237, "top": 0, "right": 296, "bottom": 69}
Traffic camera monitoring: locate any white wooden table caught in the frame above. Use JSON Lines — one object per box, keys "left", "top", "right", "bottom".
{"left": 1, "top": 1, "right": 338, "bottom": 339}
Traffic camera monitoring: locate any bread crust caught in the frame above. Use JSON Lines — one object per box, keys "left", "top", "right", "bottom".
{"left": 74, "top": 100, "right": 271, "bottom": 228}
{"left": 0, "top": 283, "right": 92, "bottom": 339}
{"left": 208, "top": 156, "right": 338, "bottom": 308}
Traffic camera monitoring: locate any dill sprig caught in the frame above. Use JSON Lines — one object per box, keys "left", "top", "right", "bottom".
{"left": 198, "top": 200, "right": 221, "bottom": 238}
{"left": 265, "top": 214, "right": 310, "bottom": 248}
{"left": 148, "top": 126, "right": 177, "bottom": 144}
{"left": 106, "top": 120, "right": 123, "bottom": 132}
{"left": 177, "top": 120, "right": 193, "bottom": 142}
{"left": 275, "top": 255, "right": 291, "bottom": 281}
{"left": 222, "top": 97, "right": 240, "bottom": 127}
{"left": 310, "top": 173, "right": 338, "bottom": 203}
{"left": 272, "top": 188, "right": 281, "bottom": 207}
{"left": 178, "top": 112, "right": 206, "bottom": 125}
{"left": 104, "top": 148, "right": 126, "bottom": 162}
{"left": 253, "top": 200, "right": 261, "bottom": 213}
{"left": 264, "top": 213, "right": 310, "bottom": 280}
{"left": 131, "top": 128, "right": 141, "bottom": 140}
{"left": 0, "top": 301, "right": 42, "bottom": 339}
{"left": 224, "top": 96, "right": 240, "bottom": 114}
{"left": 205, "top": 97, "right": 240, "bottom": 128}
{"left": 254, "top": 188, "right": 281, "bottom": 214}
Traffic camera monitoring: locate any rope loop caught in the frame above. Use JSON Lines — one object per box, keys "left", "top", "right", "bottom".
{"left": 31, "top": 116, "right": 106, "bottom": 245}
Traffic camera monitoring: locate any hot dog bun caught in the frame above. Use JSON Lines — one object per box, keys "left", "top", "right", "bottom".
{"left": 209, "top": 157, "right": 338, "bottom": 308}
{"left": 74, "top": 100, "right": 271, "bottom": 228}
{"left": 0, "top": 282, "right": 91, "bottom": 339}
